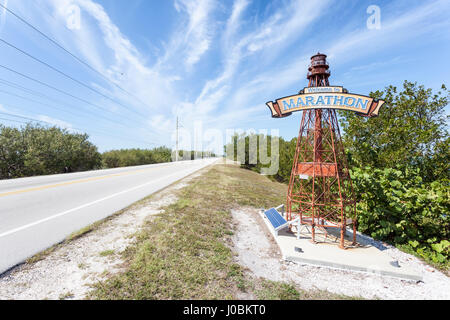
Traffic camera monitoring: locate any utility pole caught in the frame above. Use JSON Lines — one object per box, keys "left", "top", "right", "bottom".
{"left": 175, "top": 116, "right": 179, "bottom": 162}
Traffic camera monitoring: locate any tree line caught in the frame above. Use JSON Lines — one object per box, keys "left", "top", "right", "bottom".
{"left": 0, "top": 124, "right": 215, "bottom": 180}
{"left": 102, "top": 148, "right": 215, "bottom": 168}
{"left": 0, "top": 124, "right": 101, "bottom": 179}
{"left": 225, "top": 81, "right": 449, "bottom": 269}
{"left": 102, "top": 147, "right": 172, "bottom": 168}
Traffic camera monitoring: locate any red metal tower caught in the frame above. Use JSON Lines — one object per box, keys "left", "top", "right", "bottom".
{"left": 286, "top": 53, "right": 357, "bottom": 249}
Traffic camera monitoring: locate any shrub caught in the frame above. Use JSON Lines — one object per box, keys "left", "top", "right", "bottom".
{"left": 351, "top": 166, "right": 449, "bottom": 267}
{"left": 0, "top": 124, "right": 101, "bottom": 179}
{"left": 101, "top": 147, "right": 172, "bottom": 168}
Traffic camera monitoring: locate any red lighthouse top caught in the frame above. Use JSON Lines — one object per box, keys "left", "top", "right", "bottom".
{"left": 307, "top": 52, "right": 330, "bottom": 87}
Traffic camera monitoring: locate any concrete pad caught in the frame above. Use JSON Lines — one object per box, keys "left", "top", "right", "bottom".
{"left": 259, "top": 209, "right": 422, "bottom": 282}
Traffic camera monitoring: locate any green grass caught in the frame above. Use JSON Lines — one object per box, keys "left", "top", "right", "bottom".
{"left": 78, "top": 263, "right": 88, "bottom": 270}
{"left": 255, "top": 280, "right": 301, "bottom": 300}
{"left": 99, "top": 250, "right": 115, "bottom": 257}
{"left": 254, "top": 279, "right": 359, "bottom": 300}
{"left": 397, "top": 244, "right": 449, "bottom": 276}
{"left": 89, "top": 164, "right": 356, "bottom": 300}
{"left": 25, "top": 193, "right": 158, "bottom": 265}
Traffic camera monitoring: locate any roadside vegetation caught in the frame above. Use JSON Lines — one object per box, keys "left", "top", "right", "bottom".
{"left": 225, "top": 81, "right": 450, "bottom": 271}
{"left": 0, "top": 123, "right": 215, "bottom": 179}
{"left": 89, "top": 164, "right": 354, "bottom": 300}
{"left": 101, "top": 147, "right": 172, "bottom": 168}
{"left": 102, "top": 148, "right": 215, "bottom": 168}
{"left": 0, "top": 124, "right": 101, "bottom": 179}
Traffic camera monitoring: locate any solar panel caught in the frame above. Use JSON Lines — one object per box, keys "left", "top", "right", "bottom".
{"left": 264, "top": 208, "right": 287, "bottom": 230}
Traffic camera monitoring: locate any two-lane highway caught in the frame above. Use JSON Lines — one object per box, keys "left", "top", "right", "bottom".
{"left": 0, "top": 158, "right": 218, "bottom": 274}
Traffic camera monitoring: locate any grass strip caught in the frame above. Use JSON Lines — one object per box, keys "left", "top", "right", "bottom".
{"left": 89, "top": 164, "right": 356, "bottom": 300}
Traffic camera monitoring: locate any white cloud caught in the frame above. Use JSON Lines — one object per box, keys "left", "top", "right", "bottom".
{"left": 0, "top": 0, "right": 9, "bottom": 33}
{"left": 40, "top": 0, "right": 179, "bottom": 121}
{"left": 3, "top": 0, "right": 448, "bottom": 149}
{"left": 223, "top": 0, "right": 249, "bottom": 47}
{"left": 243, "top": 0, "right": 331, "bottom": 55}
{"left": 37, "top": 114, "right": 73, "bottom": 129}
{"left": 201, "top": 1, "right": 328, "bottom": 94}
{"left": 149, "top": 114, "right": 172, "bottom": 133}
{"left": 327, "top": 0, "right": 450, "bottom": 63}
{"left": 221, "top": 0, "right": 450, "bottom": 125}
{"left": 161, "top": 0, "right": 216, "bottom": 69}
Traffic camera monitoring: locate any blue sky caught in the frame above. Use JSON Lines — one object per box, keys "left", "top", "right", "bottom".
{"left": 0, "top": 0, "right": 449, "bottom": 153}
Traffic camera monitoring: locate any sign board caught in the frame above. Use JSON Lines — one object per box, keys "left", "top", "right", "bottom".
{"left": 266, "top": 86, "right": 385, "bottom": 118}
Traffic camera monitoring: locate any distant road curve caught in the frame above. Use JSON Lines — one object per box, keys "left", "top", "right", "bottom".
{"left": 0, "top": 158, "right": 219, "bottom": 274}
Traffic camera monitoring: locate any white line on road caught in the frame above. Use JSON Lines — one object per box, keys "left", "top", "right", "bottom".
{"left": 0, "top": 164, "right": 206, "bottom": 239}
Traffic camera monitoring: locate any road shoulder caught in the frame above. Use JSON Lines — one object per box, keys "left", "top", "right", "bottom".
{"left": 0, "top": 164, "right": 213, "bottom": 300}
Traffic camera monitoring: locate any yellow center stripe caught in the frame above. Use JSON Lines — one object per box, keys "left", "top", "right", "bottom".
{"left": 0, "top": 164, "right": 171, "bottom": 198}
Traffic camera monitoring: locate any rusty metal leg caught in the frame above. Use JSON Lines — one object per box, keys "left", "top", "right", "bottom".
{"left": 321, "top": 219, "right": 328, "bottom": 239}
{"left": 339, "top": 224, "right": 345, "bottom": 249}
{"left": 352, "top": 220, "right": 357, "bottom": 246}
{"left": 287, "top": 199, "right": 292, "bottom": 231}
{"left": 311, "top": 224, "right": 316, "bottom": 244}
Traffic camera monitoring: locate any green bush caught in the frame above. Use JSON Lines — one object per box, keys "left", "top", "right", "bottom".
{"left": 351, "top": 166, "right": 449, "bottom": 267}
{"left": 101, "top": 148, "right": 214, "bottom": 168}
{"left": 225, "top": 134, "right": 449, "bottom": 269}
{"left": 102, "top": 147, "right": 172, "bottom": 168}
{"left": 224, "top": 133, "right": 295, "bottom": 183}
{"left": 340, "top": 81, "right": 449, "bottom": 183}
{"left": 225, "top": 81, "right": 449, "bottom": 269}
{"left": 0, "top": 124, "right": 101, "bottom": 179}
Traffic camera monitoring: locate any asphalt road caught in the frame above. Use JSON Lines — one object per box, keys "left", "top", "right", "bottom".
{"left": 0, "top": 158, "right": 219, "bottom": 274}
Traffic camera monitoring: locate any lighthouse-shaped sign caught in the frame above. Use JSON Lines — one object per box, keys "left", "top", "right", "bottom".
{"left": 266, "top": 53, "right": 384, "bottom": 249}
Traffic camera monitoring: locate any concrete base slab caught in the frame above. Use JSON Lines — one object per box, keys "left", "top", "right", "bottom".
{"left": 259, "top": 209, "right": 422, "bottom": 282}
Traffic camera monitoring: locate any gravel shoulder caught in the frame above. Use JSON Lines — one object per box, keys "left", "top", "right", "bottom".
{"left": 0, "top": 168, "right": 206, "bottom": 300}
{"left": 231, "top": 207, "right": 450, "bottom": 300}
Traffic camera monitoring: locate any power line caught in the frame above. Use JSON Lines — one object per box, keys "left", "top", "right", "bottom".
{"left": 0, "top": 88, "right": 83, "bottom": 120}
{"left": 0, "top": 38, "right": 147, "bottom": 118}
{"left": 0, "top": 78, "right": 134, "bottom": 127}
{"left": 0, "top": 111, "right": 67, "bottom": 127}
{"left": 0, "top": 63, "right": 144, "bottom": 125}
{"left": 0, "top": 77, "right": 62, "bottom": 102}
{"left": 0, "top": 96, "right": 161, "bottom": 145}
{"left": 0, "top": 65, "right": 165, "bottom": 141}
{"left": 0, "top": 111, "right": 158, "bottom": 146}
{"left": 0, "top": 116, "right": 28, "bottom": 125}
{"left": 0, "top": 77, "right": 88, "bottom": 114}
{"left": 0, "top": 5, "right": 165, "bottom": 146}
{"left": 0, "top": 89, "right": 133, "bottom": 130}
{"left": 0, "top": 2, "right": 153, "bottom": 111}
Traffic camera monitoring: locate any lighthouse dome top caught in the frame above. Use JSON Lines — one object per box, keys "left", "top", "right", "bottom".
{"left": 312, "top": 52, "right": 327, "bottom": 59}
{"left": 309, "top": 52, "right": 329, "bottom": 66}
{"left": 307, "top": 52, "right": 330, "bottom": 82}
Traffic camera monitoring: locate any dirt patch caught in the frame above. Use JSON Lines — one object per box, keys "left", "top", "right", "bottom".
{"left": 231, "top": 207, "right": 450, "bottom": 300}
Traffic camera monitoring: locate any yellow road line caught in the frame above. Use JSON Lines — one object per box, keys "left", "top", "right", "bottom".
{"left": 0, "top": 164, "right": 172, "bottom": 198}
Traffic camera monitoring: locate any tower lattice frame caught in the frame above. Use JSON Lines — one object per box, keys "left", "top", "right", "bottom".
{"left": 286, "top": 53, "right": 357, "bottom": 249}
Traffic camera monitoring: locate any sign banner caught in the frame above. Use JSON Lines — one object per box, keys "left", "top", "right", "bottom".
{"left": 266, "top": 86, "right": 385, "bottom": 118}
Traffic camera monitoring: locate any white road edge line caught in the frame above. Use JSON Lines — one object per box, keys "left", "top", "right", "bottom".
{"left": 0, "top": 163, "right": 209, "bottom": 239}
